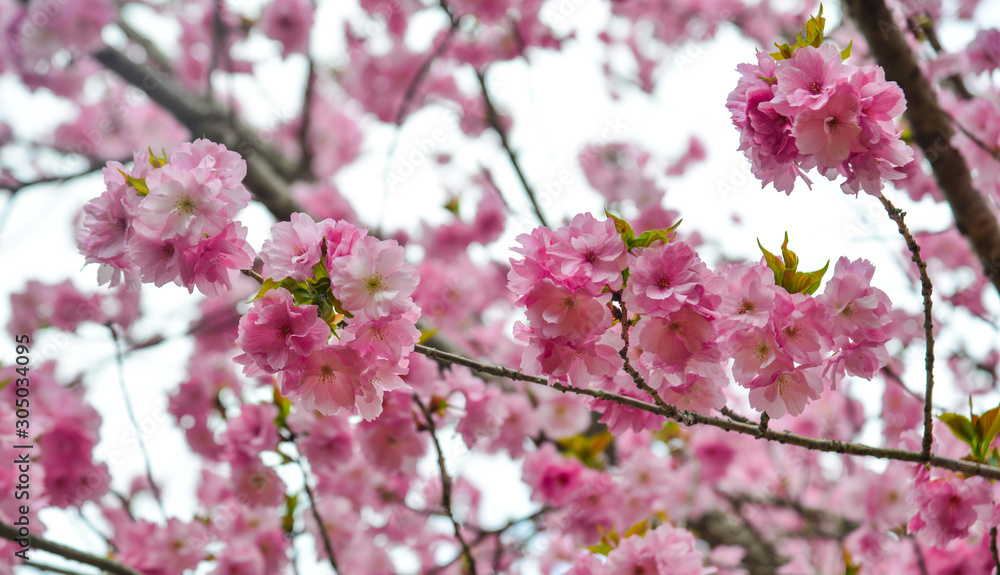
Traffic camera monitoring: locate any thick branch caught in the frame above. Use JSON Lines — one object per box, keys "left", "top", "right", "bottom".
{"left": 687, "top": 510, "right": 785, "bottom": 575}
{"left": 411, "top": 344, "right": 1000, "bottom": 481}
{"left": 91, "top": 44, "right": 303, "bottom": 221}
{"left": 845, "top": 0, "right": 1000, "bottom": 296}
{"left": 0, "top": 522, "right": 142, "bottom": 575}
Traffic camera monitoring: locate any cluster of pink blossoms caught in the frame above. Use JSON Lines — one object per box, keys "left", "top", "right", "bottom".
{"left": 510, "top": 214, "right": 894, "bottom": 420}
{"left": 76, "top": 139, "right": 255, "bottom": 296}
{"left": 234, "top": 214, "right": 420, "bottom": 421}
{"left": 727, "top": 43, "right": 913, "bottom": 195}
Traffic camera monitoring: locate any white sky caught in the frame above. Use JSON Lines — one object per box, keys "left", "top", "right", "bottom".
{"left": 2, "top": 0, "right": 1000, "bottom": 573}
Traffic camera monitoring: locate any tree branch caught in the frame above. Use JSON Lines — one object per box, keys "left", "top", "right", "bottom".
{"left": 0, "top": 522, "right": 143, "bottom": 575}
{"left": 992, "top": 526, "right": 1000, "bottom": 575}
{"left": 283, "top": 424, "right": 340, "bottom": 574}
{"left": 414, "top": 395, "right": 477, "bottom": 575}
{"left": 844, "top": 0, "right": 1000, "bottom": 296}
{"left": 878, "top": 196, "right": 935, "bottom": 461}
{"left": 475, "top": 68, "right": 550, "bottom": 228}
{"left": 393, "top": 7, "right": 459, "bottom": 126}
{"left": 411, "top": 344, "right": 1000, "bottom": 481}
{"left": 91, "top": 44, "right": 304, "bottom": 221}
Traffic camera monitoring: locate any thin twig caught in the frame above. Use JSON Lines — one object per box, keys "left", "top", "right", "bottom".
{"left": 410, "top": 344, "right": 1000, "bottom": 481}
{"left": 393, "top": 3, "right": 460, "bottom": 126}
{"left": 615, "top": 296, "right": 672, "bottom": 413}
{"left": 426, "top": 508, "right": 548, "bottom": 575}
{"left": 878, "top": 196, "right": 935, "bottom": 462}
{"left": 414, "top": 395, "right": 477, "bottom": 575}
{"left": 912, "top": 536, "right": 930, "bottom": 575}
{"left": 475, "top": 68, "right": 549, "bottom": 228}
{"left": 0, "top": 522, "right": 142, "bottom": 575}
{"left": 992, "top": 526, "right": 1000, "bottom": 575}
{"left": 284, "top": 424, "right": 340, "bottom": 574}
{"left": 241, "top": 268, "right": 266, "bottom": 284}
{"left": 108, "top": 325, "right": 165, "bottom": 518}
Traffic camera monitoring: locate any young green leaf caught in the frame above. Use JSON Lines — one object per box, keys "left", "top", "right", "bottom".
{"left": 939, "top": 412, "right": 977, "bottom": 448}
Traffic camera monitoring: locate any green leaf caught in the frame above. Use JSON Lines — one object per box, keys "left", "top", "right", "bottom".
{"left": 975, "top": 403, "right": 1000, "bottom": 452}
{"left": 631, "top": 219, "right": 682, "bottom": 250}
{"left": 119, "top": 170, "right": 150, "bottom": 196}
{"left": 769, "top": 4, "right": 842, "bottom": 61}
{"left": 605, "top": 209, "right": 635, "bottom": 246}
{"left": 939, "top": 412, "right": 977, "bottom": 448}
{"left": 250, "top": 278, "right": 282, "bottom": 302}
{"left": 622, "top": 518, "right": 650, "bottom": 539}
{"left": 0, "top": 377, "right": 11, "bottom": 393}
{"left": 273, "top": 386, "right": 292, "bottom": 430}
{"left": 758, "top": 233, "right": 829, "bottom": 295}
{"left": 585, "top": 525, "right": 618, "bottom": 556}
{"left": 758, "top": 239, "right": 784, "bottom": 285}
{"left": 786, "top": 260, "right": 829, "bottom": 295}
{"left": 841, "top": 40, "right": 853, "bottom": 61}
{"left": 282, "top": 492, "right": 299, "bottom": 533}
{"left": 418, "top": 328, "right": 439, "bottom": 345}
{"left": 989, "top": 447, "right": 1000, "bottom": 467}
{"left": 147, "top": 146, "right": 168, "bottom": 168}
{"left": 557, "top": 431, "right": 613, "bottom": 470}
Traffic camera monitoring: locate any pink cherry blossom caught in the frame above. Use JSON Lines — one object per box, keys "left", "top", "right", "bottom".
{"left": 259, "top": 0, "right": 314, "bottom": 57}
{"left": 234, "top": 289, "right": 331, "bottom": 375}
{"left": 547, "top": 212, "right": 630, "bottom": 291}
{"left": 604, "top": 523, "right": 711, "bottom": 575}
{"left": 967, "top": 28, "right": 1000, "bottom": 74}
{"left": 186, "top": 222, "right": 255, "bottom": 297}
{"left": 330, "top": 236, "right": 419, "bottom": 320}
{"left": 715, "top": 262, "right": 778, "bottom": 329}
{"left": 522, "top": 279, "right": 613, "bottom": 342}
{"left": 136, "top": 163, "right": 230, "bottom": 240}
{"left": 907, "top": 468, "right": 992, "bottom": 548}
{"left": 260, "top": 212, "right": 324, "bottom": 281}
{"left": 772, "top": 44, "right": 851, "bottom": 114}
{"left": 624, "top": 241, "right": 712, "bottom": 316}
{"left": 792, "top": 87, "right": 864, "bottom": 170}
{"left": 746, "top": 360, "right": 823, "bottom": 418}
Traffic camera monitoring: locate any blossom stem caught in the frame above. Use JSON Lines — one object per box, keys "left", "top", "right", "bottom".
{"left": 878, "top": 196, "right": 935, "bottom": 462}
{"left": 0, "top": 521, "right": 143, "bottom": 575}
{"left": 411, "top": 344, "right": 1000, "bottom": 481}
